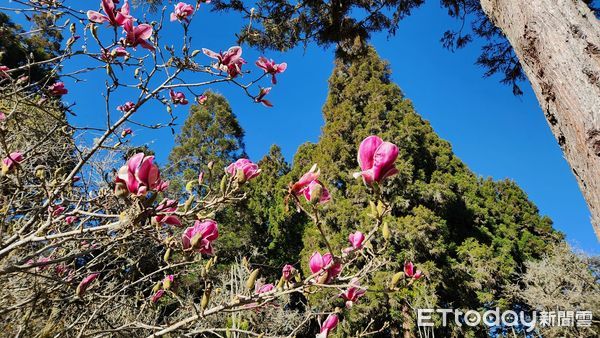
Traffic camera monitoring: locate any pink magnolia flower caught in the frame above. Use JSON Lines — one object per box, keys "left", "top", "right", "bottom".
{"left": 151, "top": 289, "right": 165, "bottom": 303}
{"left": 102, "top": 46, "right": 130, "bottom": 62}
{"left": 289, "top": 164, "right": 320, "bottom": 196}
{"left": 87, "top": 0, "right": 132, "bottom": 27}
{"left": 2, "top": 152, "right": 24, "bottom": 173}
{"left": 0, "top": 111, "right": 5, "bottom": 121}
{"left": 0, "top": 66, "right": 10, "bottom": 78}
{"left": 48, "top": 82, "right": 68, "bottom": 96}
{"left": 121, "top": 128, "right": 133, "bottom": 138}
{"left": 117, "top": 101, "right": 136, "bottom": 113}
{"left": 353, "top": 135, "right": 399, "bottom": 186}
{"left": 309, "top": 252, "right": 342, "bottom": 284}
{"left": 404, "top": 261, "right": 423, "bottom": 280}
{"left": 255, "top": 283, "right": 274, "bottom": 294}
{"left": 282, "top": 264, "right": 295, "bottom": 281}
{"left": 226, "top": 158, "right": 261, "bottom": 182}
{"left": 254, "top": 87, "right": 273, "bottom": 107}
{"left": 115, "top": 153, "right": 168, "bottom": 196}
{"left": 196, "top": 94, "right": 207, "bottom": 104}
{"left": 344, "top": 231, "right": 365, "bottom": 253}
{"left": 170, "top": 2, "right": 194, "bottom": 22}
{"left": 198, "top": 172, "right": 204, "bottom": 185}
{"left": 49, "top": 205, "right": 66, "bottom": 217}
{"left": 303, "top": 180, "right": 330, "bottom": 204}
{"left": 182, "top": 219, "right": 219, "bottom": 255}
{"left": 76, "top": 273, "right": 99, "bottom": 296}
{"left": 65, "top": 216, "right": 79, "bottom": 224}
{"left": 169, "top": 90, "right": 188, "bottom": 105}
{"left": 154, "top": 199, "right": 181, "bottom": 227}
{"left": 123, "top": 19, "right": 155, "bottom": 51}
{"left": 202, "top": 46, "right": 246, "bottom": 78}
{"left": 256, "top": 57, "right": 287, "bottom": 84}
{"left": 339, "top": 278, "right": 366, "bottom": 308}
{"left": 318, "top": 314, "right": 339, "bottom": 338}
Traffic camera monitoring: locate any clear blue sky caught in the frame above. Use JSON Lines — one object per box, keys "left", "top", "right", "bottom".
{"left": 11, "top": 1, "right": 596, "bottom": 253}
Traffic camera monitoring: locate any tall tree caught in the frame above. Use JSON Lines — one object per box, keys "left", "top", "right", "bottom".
{"left": 210, "top": 0, "right": 600, "bottom": 239}
{"left": 166, "top": 91, "right": 246, "bottom": 192}
{"left": 284, "top": 46, "right": 562, "bottom": 336}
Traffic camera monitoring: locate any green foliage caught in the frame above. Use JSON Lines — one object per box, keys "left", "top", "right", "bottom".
{"left": 284, "top": 46, "right": 562, "bottom": 336}
{"left": 0, "top": 12, "right": 62, "bottom": 84}
{"left": 167, "top": 91, "right": 245, "bottom": 193}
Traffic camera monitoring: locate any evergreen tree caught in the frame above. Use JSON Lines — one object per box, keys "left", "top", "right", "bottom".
{"left": 282, "top": 46, "right": 562, "bottom": 337}
{"left": 166, "top": 91, "right": 245, "bottom": 193}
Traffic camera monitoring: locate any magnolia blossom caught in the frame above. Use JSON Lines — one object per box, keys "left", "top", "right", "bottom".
{"left": 115, "top": 153, "right": 168, "bottom": 196}
{"left": 170, "top": 2, "right": 194, "bottom": 22}
{"left": 282, "top": 264, "right": 295, "bottom": 281}
{"left": 404, "top": 261, "right": 423, "bottom": 280}
{"left": 123, "top": 19, "right": 155, "bottom": 51}
{"left": 309, "top": 252, "right": 342, "bottom": 284}
{"left": 65, "top": 216, "right": 79, "bottom": 224}
{"left": 182, "top": 219, "right": 219, "bottom": 255}
{"left": 256, "top": 57, "right": 287, "bottom": 84}
{"left": 87, "top": 0, "right": 132, "bottom": 27}
{"left": 49, "top": 205, "right": 66, "bottom": 217}
{"left": 169, "top": 90, "right": 188, "bottom": 105}
{"left": 254, "top": 87, "right": 273, "bottom": 107}
{"left": 151, "top": 289, "right": 165, "bottom": 303}
{"left": 353, "top": 135, "right": 399, "bottom": 186}
{"left": 339, "top": 278, "right": 366, "bottom": 308}
{"left": 48, "top": 82, "right": 68, "bottom": 96}
{"left": 2, "top": 152, "right": 24, "bottom": 173}
{"left": 317, "top": 314, "right": 339, "bottom": 338}
{"left": 303, "top": 180, "right": 330, "bottom": 204}
{"left": 117, "top": 101, "right": 136, "bottom": 113}
{"left": 0, "top": 66, "right": 9, "bottom": 78}
{"left": 154, "top": 199, "right": 181, "bottom": 227}
{"left": 0, "top": 111, "right": 5, "bottom": 121}
{"left": 289, "top": 164, "right": 320, "bottom": 196}
{"left": 76, "top": 273, "right": 99, "bottom": 297}
{"left": 226, "top": 158, "right": 261, "bottom": 183}
{"left": 121, "top": 128, "right": 133, "bottom": 138}
{"left": 196, "top": 94, "right": 208, "bottom": 104}
{"left": 202, "top": 46, "right": 246, "bottom": 78}
{"left": 102, "top": 46, "right": 129, "bottom": 62}
{"left": 343, "top": 231, "right": 365, "bottom": 253}
{"left": 255, "top": 283, "right": 274, "bottom": 294}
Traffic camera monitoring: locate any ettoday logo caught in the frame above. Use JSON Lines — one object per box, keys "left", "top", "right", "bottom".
{"left": 417, "top": 308, "right": 593, "bottom": 332}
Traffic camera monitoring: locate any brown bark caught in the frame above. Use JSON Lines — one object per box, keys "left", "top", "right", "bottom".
{"left": 480, "top": 0, "right": 600, "bottom": 240}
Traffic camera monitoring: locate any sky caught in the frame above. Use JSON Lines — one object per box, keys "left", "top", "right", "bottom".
{"left": 8, "top": 1, "right": 597, "bottom": 253}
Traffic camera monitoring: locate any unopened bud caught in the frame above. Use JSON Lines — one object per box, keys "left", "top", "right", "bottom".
{"left": 207, "top": 161, "right": 214, "bottom": 170}
{"left": 246, "top": 269, "right": 260, "bottom": 290}
{"left": 114, "top": 182, "right": 129, "bottom": 198}
{"left": 382, "top": 222, "right": 390, "bottom": 241}
{"left": 152, "top": 281, "right": 162, "bottom": 294}
{"left": 191, "top": 49, "right": 201, "bottom": 57}
{"left": 163, "top": 278, "right": 172, "bottom": 290}
{"left": 183, "top": 195, "right": 193, "bottom": 212}
{"left": 35, "top": 165, "right": 46, "bottom": 180}
{"left": 390, "top": 272, "right": 403, "bottom": 289}
{"left": 219, "top": 174, "right": 227, "bottom": 194}
{"left": 309, "top": 183, "right": 323, "bottom": 204}
{"left": 185, "top": 180, "right": 195, "bottom": 193}
{"left": 201, "top": 288, "right": 211, "bottom": 311}
{"left": 163, "top": 248, "right": 171, "bottom": 263}
{"left": 276, "top": 276, "right": 285, "bottom": 291}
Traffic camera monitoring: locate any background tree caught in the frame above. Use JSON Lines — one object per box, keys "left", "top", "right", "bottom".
{"left": 166, "top": 91, "right": 246, "bottom": 193}
{"left": 209, "top": 0, "right": 600, "bottom": 239}
{"left": 277, "top": 46, "right": 563, "bottom": 337}
{"left": 509, "top": 243, "right": 600, "bottom": 337}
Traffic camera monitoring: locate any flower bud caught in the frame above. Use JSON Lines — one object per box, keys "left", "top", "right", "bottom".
{"left": 191, "top": 49, "right": 201, "bottom": 57}
{"left": 185, "top": 180, "right": 195, "bottom": 193}
{"left": 114, "top": 182, "right": 129, "bottom": 198}
{"left": 152, "top": 281, "right": 162, "bottom": 294}
{"left": 382, "top": 222, "right": 390, "bottom": 241}
{"left": 207, "top": 161, "right": 214, "bottom": 170}
{"left": 276, "top": 276, "right": 285, "bottom": 291}
{"left": 390, "top": 271, "right": 403, "bottom": 289}
{"left": 246, "top": 269, "right": 260, "bottom": 290}
{"left": 163, "top": 248, "right": 171, "bottom": 263}
{"left": 309, "top": 182, "right": 323, "bottom": 205}
{"left": 220, "top": 174, "right": 228, "bottom": 193}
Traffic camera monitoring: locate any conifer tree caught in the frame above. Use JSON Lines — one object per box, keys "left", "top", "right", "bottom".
{"left": 284, "top": 46, "right": 562, "bottom": 337}
{"left": 166, "top": 91, "right": 245, "bottom": 193}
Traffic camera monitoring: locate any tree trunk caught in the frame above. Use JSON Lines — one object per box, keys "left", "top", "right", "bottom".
{"left": 479, "top": 0, "right": 600, "bottom": 240}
